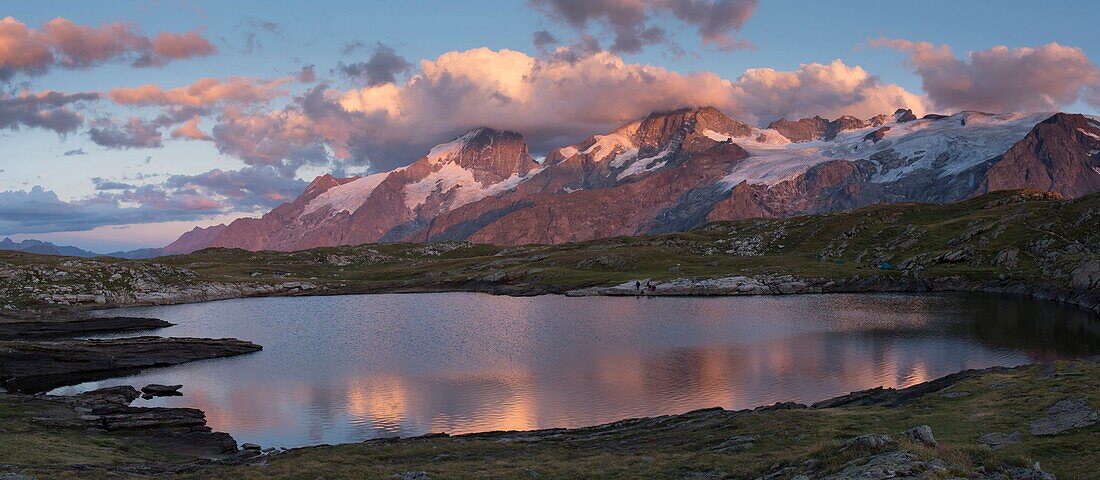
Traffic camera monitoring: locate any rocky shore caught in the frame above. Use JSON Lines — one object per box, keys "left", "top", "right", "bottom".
{"left": 0, "top": 317, "right": 172, "bottom": 340}
{"left": 2, "top": 358, "right": 1093, "bottom": 479}
{"left": 0, "top": 336, "right": 262, "bottom": 393}
{"left": 566, "top": 272, "right": 1100, "bottom": 315}
{"left": 23, "top": 385, "right": 239, "bottom": 457}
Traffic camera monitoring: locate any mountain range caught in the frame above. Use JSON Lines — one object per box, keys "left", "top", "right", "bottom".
{"left": 0, "top": 238, "right": 162, "bottom": 259}
{"left": 145, "top": 106, "right": 1100, "bottom": 252}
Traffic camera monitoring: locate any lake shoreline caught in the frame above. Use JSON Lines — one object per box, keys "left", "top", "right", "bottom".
{"left": 3, "top": 355, "right": 1096, "bottom": 478}
{"left": 2, "top": 284, "right": 1098, "bottom": 477}
{"left": 44, "top": 271, "right": 1100, "bottom": 321}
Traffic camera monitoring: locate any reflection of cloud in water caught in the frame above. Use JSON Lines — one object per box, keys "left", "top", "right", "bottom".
{"left": 53, "top": 292, "right": 1100, "bottom": 447}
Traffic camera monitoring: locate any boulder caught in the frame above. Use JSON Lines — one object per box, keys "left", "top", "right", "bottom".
{"left": 843, "top": 434, "right": 895, "bottom": 449}
{"left": 712, "top": 434, "right": 759, "bottom": 452}
{"left": 901, "top": 425, "right": 937, "bottom": 447}
{"left": 978, "top": 431, "right": 1020, "bottom": 450}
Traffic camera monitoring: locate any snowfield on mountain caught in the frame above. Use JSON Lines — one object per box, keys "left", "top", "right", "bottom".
{"left": 162, "top": 106, "right": 1100, "bottom": 252}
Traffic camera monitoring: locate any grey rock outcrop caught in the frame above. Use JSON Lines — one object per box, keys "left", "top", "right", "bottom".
{"left": 1029, "top": 398, "right": 1098, "bottom": 435}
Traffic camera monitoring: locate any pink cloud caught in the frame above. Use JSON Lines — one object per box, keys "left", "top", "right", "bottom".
{"left": 730, "top": 59, "right": 927, "bottom": 122}
{"left": 171, "top": 116, "right": 211, "bottom": 141}
{"left": 108, "top": 77, "right": 290, "bottom": 107}
{"left": 151, "top": 30, "right": 216, "bottom": 61}
{"left": 0, "top": 17, "right": 53, "bottom": 78}
{"left": 208, "top": 48, "right": 925, "bottom": 174}
{"left": 0, "top": 16, "right": 216, "bottom": 79}
{"left": 872, "top": 37, "right": 1100, "bottom": 112}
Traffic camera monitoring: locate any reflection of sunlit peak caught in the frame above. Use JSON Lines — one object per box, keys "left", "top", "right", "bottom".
{"left": 495, "top": 395, "right": 538, "bottom": 431}
{"left": 346, "top": 375, "right": 409, "bottom": 428}
{"left": 898, "top": 360, "right": 930, "bottom": 388}
{"left": 596, "top": 352, "right": 645, "bottom": 392}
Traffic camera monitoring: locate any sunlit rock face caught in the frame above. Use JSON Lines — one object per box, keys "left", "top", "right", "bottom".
{"left": 171, "top": 107, "right": 1100, "bottom": 250}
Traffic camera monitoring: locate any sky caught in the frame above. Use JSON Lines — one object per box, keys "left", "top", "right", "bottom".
{"left": 1, "top": 0, "right": 1098, "bottom": 252}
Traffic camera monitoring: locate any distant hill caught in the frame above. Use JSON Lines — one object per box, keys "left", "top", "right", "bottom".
{"left": 0, "top": 237, "right": 162, "bottom": 259}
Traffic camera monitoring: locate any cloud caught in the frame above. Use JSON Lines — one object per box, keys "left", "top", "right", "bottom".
{"left": 107, "top": 76, "right": 290, "bottom": 107}
{"left": 88, "top": 117, "right": 163, "bottom": 149}
{"left": 337, "top": 49, "right": 922, "bottom": 160}
{"left": 528, "top": 0, "right": 757, "bottom": 54}
{"left": 297, "top": 65, "right": 317, "bottom": 83}
{"left": 238, "top": 18, "right": 281, "bottom": 54}
{"left": 202, "top": 48, "right": 922, "bottom": 174}
{"left": 730, "top": 59, "right": 927, "bottom": 123}
{"left": 532, "top": 30, "right": 559, "bottom": 53}
{"left": 142, "top": 30, "right": 217, "bottom": 66}
{"left": 164, "top": 166, "right": 306, "bottom": 211}
{"left": 170, "top": 116, "right": 211, "bottom": 141}
{"left": 335, "top": 43, "right": 413, "bottom": 86}
{"left": 0, "top": 89, "right": 99, "bottom": 134}
{"left": 62, "top": 148, "right": 87, "bottom": 156}
{"left": 92, "top": 177, "right": 135, "bottom": 190}
{"left": 210, "top": 104, "right": 332, "bottom": 175}
{"left": 871, "top": 38, "right": 1100, "bottom": 112}
{"left": 0, "top": 185, "right": 218, "bottom": 235}
{"left": 0, "top": 17, "right": 53, "bottom": 78}
{"left": 0, "top": 163, "right": 311, "bottom": 235}
{"left": 0, "top": 16, "right": 216, "bottom": 80}
{"left": 341, "top": 40, "right": 367, "bottom": 56}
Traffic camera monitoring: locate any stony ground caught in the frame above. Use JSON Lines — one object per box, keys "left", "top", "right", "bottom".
{"left": 1, "top": 190, "right": 1098, "bottom": 317}
{"left": 2, "top": 359, "right": 1096, "bottom": 479}
{"left": 1, "top": 190, "right": 1099, "bottom": 478}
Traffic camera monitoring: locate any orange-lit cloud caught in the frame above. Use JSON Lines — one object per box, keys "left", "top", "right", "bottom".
{"left": 203, "top": 47, "right": 927, "bottom": 173}
{"left": 0, "top": 16, "right": 216, "bottom": 79}
{"left": 150, "top": 30, "right": 216, "bottom": 62}
{"left": 108, "top": 76, "right": 290, "bottom": 107}
{"left": 730, "top": 59, "right": 927, "bottom": 121}
{"left": 171, "top": 116, "right": 211, "bottom": 141}
{"left": 872, "top": 38, "right": 1100, "bottom": 112}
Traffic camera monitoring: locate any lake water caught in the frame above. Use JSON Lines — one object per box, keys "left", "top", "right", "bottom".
{"left": 55, "top": 292, "right": 1100, "bottom": 448}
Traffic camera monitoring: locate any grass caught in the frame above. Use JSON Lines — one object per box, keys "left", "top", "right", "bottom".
{"left": 2, "top": 190, "right": 1096, "bottom": 314}
{"left": 140, "top": 360, "right": 1095, "bottom": 479}
{"left": 8, "top": 360, "right": 1092, "bottom": 479}
{"left": 0, "top": 397, "right": 186, "bottom": 467}
{"left": 1, "top": 190, "right": 1098, "bottom": 477}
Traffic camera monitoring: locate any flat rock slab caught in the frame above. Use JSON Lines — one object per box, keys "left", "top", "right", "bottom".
{"left": 1029, "top": 397, "right": 1099, "bottom": 435}
{"left": 979, "top": 431, "right": 1021, "bottom": 450}
{"left": 25, "top": 385, "right": 238, "bottom": 457}
{"left": 0, "top": 317, "right": 171, "bottom": 340}
{"left": 0, "top": 336, "right": 261, "bottom": 393}
{"left": 142, "top": 384, "right": 184, "bottom": 396}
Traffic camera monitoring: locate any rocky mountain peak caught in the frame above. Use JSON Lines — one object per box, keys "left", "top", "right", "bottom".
{"left": 894, "top": 108, "right": 917, "bottom": 123}
{"left": 425, "top": 127, "right": 538, "bottom": 182}
{"left": 768, "top": 116, "right": 830, "bottom": 142}
{"left": 164, "top": 107, "right": 1100, "bottom": 253}
{"left": 301, "top": 174, "right": 359, "bottom": 204}
{"left": 633, "top": 106, "right": 752, "bottom": 149}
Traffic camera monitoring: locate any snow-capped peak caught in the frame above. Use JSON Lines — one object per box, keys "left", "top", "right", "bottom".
{"left": 426, "top": 128, "right": 487, "bottom": 164}
{"left": 303, "top": 171, "right": 390, "bottom": 217}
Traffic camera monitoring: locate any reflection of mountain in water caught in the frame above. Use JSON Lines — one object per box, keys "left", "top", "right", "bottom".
{"left": 957, "top": 294, "right": 1100, "bottom": 358}
{"left": 55, "top": 292, "right": 1100, "bottom": 447}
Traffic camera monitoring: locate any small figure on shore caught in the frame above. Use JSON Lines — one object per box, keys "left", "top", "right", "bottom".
{"left": 635, "top": 280, "right": 641, "bottom": 293}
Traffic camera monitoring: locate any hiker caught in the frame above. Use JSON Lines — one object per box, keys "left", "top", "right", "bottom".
{"left": 635, "top": 280, "right": 641, "bottom": 293}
